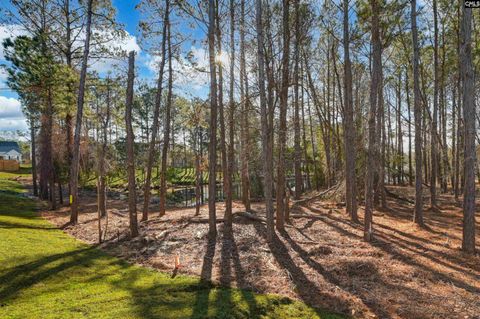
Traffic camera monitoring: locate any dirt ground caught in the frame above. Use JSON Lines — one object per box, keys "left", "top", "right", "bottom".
{"left": 41, "top": 186, "right": 480, "bottom": 319}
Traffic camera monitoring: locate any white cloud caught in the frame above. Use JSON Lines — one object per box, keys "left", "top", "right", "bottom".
{"left": 0, "top": 96, "right": 22, "bottom": 118}
{"left": 0, "top": 96, "right": 27, "bottom": 131}
{"left": 0, "top": 117, "right": 27, "bottom": 131}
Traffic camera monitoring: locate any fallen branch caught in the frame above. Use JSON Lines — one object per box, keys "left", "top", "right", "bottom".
{"left": 384, "top": 187, "right": 414, "bottom": 204}
{"left": 292, "top": 184, "right": 340, "bottom": 206}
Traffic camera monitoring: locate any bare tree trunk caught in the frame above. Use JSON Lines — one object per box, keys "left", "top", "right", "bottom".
{"left": 308, "top": 97, "right": 320, "bottom": 190}
{"left": 30, "top": 116, "right": 38, "bottom": 197}
{"left": 397, "top": 70, "right": 403, "bottom": 185}
{"left": 430, "top": 0, "right": 439, "bottom": 208}
{"left": 343, "top": 0, "right": 358, "bottom": 222}
{"left": 378, "top": 66, "right": 386, "bottom": 209}
{"left": 208, "top": 0, "right": 218, "bottom": 238}
{"left": 255, "top": 0, "right": 275, "bottom": 241}
{"left": 239, "top": 0, "right": 251, "bottom": 211}
{"left": 460, "top": 4, "right": 475, "bottom": 254}
{"left": 406, "top": 67, "right": 413, "bottom": 186}
{"left": 224, "top": 0, "right": 235, "bottom": 231}
{"left": 365, "top": 0, "right": 381, "bottom": 242}
{"left": 276, "top": 0, "right": 290, "bottom": 231}
{"left": 64, "top": 0, "right": 74, "bottom": 200}
{"left": 125, "top": 51, "right": 138, "bottom": 238}
{"left": 293, "top": 0, "right": 302, "bottom": 200}
{"left": 69, "top": 0, "right": 93, "bottom": 224}
{"left": 301, "top": 63, "right": 311, "bottom": 190}
{"left": 195, "top": 126, "right": 201, "bottom": 216}
{"left": 411, "top": 0, "right": 424, "bottom": 227}
{"left": 215, "top": 0, "right": 228, "bottom": 219}
{"left": 452, "top": 84, "right": 457, "bottom": 191}
{"left": 47, "top": 87, "right": 56, "bottom": 210}
{"left": 142, "top": 0, "right": 170, "bottom": 221}
{"left": 159, "top": 16, "right": 173, "bottom": 217}
{"left": 98, "top": 80, "right": 111, "bottom": 219}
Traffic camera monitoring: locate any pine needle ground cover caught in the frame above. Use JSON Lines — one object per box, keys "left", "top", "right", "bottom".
{"left": 0, "top": 174, "right": 343, "bottom": 319}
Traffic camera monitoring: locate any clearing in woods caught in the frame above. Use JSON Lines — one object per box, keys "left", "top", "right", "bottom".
{"left": 0, "top": 172, "right": 342, "bottom": 319}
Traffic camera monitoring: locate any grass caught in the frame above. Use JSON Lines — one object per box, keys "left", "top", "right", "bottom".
{"left": 0, "top": 176, "right": 345, "bottom": 319}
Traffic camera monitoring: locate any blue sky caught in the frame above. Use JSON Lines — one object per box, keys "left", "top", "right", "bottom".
{"left": 0, "top": 0, "right": 212, "bottom": 135}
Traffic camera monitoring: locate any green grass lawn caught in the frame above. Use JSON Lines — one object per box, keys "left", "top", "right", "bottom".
{"left": 0, "top": 176, "right": 345, "bottom": 319}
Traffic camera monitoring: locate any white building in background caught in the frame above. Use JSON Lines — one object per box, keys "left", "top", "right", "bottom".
{"left": 0, "top": 141, "right": 22, "bottom": 162}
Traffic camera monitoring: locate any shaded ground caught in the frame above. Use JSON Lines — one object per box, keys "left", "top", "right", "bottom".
{"left": 41, "top": 183, "right": 480, "bottom": 319}
{"left": 0, "top": 173, "right": 341, "bottom": 319}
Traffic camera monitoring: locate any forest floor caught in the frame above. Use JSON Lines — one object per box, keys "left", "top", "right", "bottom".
{"left": 0, "top": 172, "right": 341, "bottom": 319}
{"left": 40, "top": 185, "right": 480, "bottom": 319}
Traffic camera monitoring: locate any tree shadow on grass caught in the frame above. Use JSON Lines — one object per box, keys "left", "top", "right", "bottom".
{"left": 217, "top": 227, "right": 259, "bottom": 318}
{"left": 0, "top": 219, "right": 58, "bottom": 230}
{"left": 0, "top": 247, "right": 97, "bottom": 302}
{"left": 190, "top": 233, "right": 217, "bottom": 318}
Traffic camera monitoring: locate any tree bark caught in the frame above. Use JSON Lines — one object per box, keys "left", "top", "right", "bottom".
{"left": 276, "top": 0, "right": 290, "bottom": 231}
{"left": 215, "top": 0, "right": 228, "bottom": 221}
{"left": 365, "top": 0, "right": 381, "bottom": 242}
{"left": 159, "top": 14, "right": 173, "bottom": 217}
{"left": 125, "top": 51, "right": 138, "bottom": 238}
{"left": 293, "top": 0, "right": 303, "bottom": 200}
{"left": 224, "top": 0, "right": 235, "bottom": 231}
{"left": 142, "top": 0, "right": 170, "bottom": 221}
{"left": 239, "top": 0, "right": 251, "bottom": 211}
{"left": 255, "top": 0, "right": 275, "bottom": 241}
{"left": 430, "top": 0, "right": 438, "bottom": 208}
{"left": 343, "top": 0, "right": 358, "bottom": 222}
{"left": 208, "top": 0, "right": 218, "bottom": 238}
{"left": 30, "top": 116, "right": 38, "bottom": 197}
{"left": 69, "top": 0, "right": 94, "bottom": 224}
{"left": 411, "top": 0, "right": 424, "bottom": 227}
{"left": 460, "top": 4, "right": 475, "bottom": 254}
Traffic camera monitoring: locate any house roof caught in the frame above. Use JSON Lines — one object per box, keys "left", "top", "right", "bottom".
{"left": 0, "top": 141, "right": 21, "bottom": 154}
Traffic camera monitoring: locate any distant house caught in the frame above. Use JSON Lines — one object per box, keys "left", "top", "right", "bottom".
{"left": 0, "top": 141, "right": 22, "bottom": 162}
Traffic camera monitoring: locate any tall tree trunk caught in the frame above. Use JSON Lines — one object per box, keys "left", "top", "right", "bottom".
{"left": 411, "top": 0, "right": 424, "bottom": 227}
{"left": 224, "top": 0, "right": 235, "bottom": 231}
{"left": 397, "top": 70, "right": 403, "bottom": 185}
{"left": 98, "top": 80, "right": 111, "bottom": 220}
{"left": 195, "top": 126, "right": 201, "bottom": 216}
{"left": 47, "top": 87, "right": 56, "bottom": 210}
{"left": 64, "top": 0, "right": 74, "bottom": 200}
{"left": 159, "top": 16, "right": 173, "bottom": 217}
{"left": 142, "top": 0, "right": 170, "bottom": 221}
{"left": 293, "top": 0, "right": 303, "bottom": 200}
{"left": 207, "top": 0, "right": 218, "bottom": 238}
{"left": 430, "top": 0, "right": 439, "bottom": 208}
{"left": 343, "top": 0, "right": 358, "bottom": 222}
{"left": 276, "top": 0, "right": 290, "bottom": 231}
{"left": 239, "top": 0, "right": 251, "bottom": 211}
{"left": 69, "top": 0, "right": 94, "bottom": 224}
{"left": 308, "top": 97, "right": 320, "bottom": 190}
{"left": 406, "top": 67, "right": 413, "bottom": 186}
{"left": 378, "top": 66, "right": 386, "bottom": 209}
{"left": 301, "top": 62, "right": 311, "bottom": 190}
{"left": 125, "top": 51, "right": 138, "bottom": 238}
{"left": 460, "top": 4, "right": 475, "bottom": 254}
{"left": 255, "top": 0, "right": 274, "bottom": 241}
{"left": 365, "top": 0, "right": 381, "bottom": 242}
{"left": 215, "top": 0, "right": 228, "bottom": 217}
{"left": 30, "top": 116, "right": 38, "bottom": 197}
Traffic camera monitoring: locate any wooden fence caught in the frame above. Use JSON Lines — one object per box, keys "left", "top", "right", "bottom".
{"left": 0, "top": 160, "right": 20, "bottom": 172}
